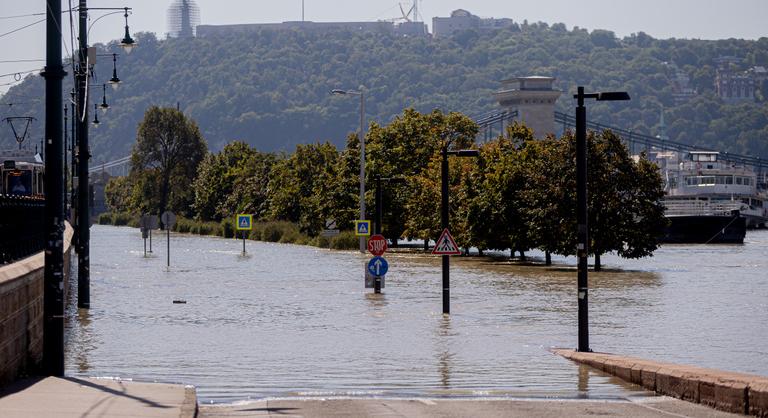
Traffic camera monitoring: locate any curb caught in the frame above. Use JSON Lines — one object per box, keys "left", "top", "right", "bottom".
{"left": 552, "top": 349, "right": 768, "bottom": 417}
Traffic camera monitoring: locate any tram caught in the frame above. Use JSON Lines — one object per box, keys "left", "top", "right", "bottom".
{"left": 0, "top": 150, "right": 44, "bottom": 198}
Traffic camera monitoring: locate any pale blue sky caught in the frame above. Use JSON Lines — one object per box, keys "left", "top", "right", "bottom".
{"left": 2, "top": 0, "right": 767, "bottom": 95}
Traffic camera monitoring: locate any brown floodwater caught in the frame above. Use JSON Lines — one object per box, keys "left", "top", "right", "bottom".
{"left": 64, "top": 225, "right": 768, "bottom": 403}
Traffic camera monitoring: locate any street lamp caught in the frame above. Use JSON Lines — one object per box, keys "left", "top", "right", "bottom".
{"left": 440, "top": 145, "right": 479, "bottom": 315}
{"left": 99, "top": 84, "right": 109, "bottom": 113}
{"left": 91, "top": 103, "right": 100, "bottom": 126}
{"left": 573, "top": 86, "right": 630, "bottom": 352}
{"left": 331, "top": 88, "right": 366, "bottom": 253}
{"left": 108, "top": 53, "right": 121, "bottom": 90}
{"left": 74, "top": 2, "right": 136, "bottom": 310}
{"left": 119, "top": 7, "right": 136, "bottom": 54}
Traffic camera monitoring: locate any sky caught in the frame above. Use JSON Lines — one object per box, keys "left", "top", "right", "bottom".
{"left": 1, "top": 0, "right": 767, "bottom": 96}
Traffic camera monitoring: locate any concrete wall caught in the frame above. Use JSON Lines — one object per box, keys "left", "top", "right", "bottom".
{"left": 0, "top": 224, "right": 73, "bottom": 387}
{"left": 554, "top": 349, "right": 768, "bottom": 417}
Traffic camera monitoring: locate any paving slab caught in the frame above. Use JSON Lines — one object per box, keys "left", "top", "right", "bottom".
{"left": 199, "top": 397, "right": 743, "bottom": 418}
{"left": 0, "top": 376, "right": 196, "bottom": 418}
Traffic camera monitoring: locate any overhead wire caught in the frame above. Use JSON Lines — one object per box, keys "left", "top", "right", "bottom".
{"left": 0, "top": 18, "right": 46, "bottom": 38}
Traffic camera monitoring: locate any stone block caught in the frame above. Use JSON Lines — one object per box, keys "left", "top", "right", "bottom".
{"left": 656, "top": 367, "right": 699, "bottom": 402}
{"left": 749, "top": 380, "right": 768, "bottom": 417}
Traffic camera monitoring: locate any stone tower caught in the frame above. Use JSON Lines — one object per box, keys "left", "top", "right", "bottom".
{"left": 493, "top": 76, "right": 562, "bottom": 138}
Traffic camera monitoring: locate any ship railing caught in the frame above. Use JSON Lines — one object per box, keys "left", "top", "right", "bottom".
{"left": 663, "top": 199, "right": 744, "bottom": 217}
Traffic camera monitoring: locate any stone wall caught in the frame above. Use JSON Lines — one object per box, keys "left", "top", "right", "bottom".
{"left": 554, "top": 349, "right": 768, "bottom": 417}
{"left": 0, "top": 224, "right": 73, "bottom": 387}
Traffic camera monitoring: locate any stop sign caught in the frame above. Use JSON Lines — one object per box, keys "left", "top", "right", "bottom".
{"left": 367, "top": 234, "right": 387, "bottom": 256}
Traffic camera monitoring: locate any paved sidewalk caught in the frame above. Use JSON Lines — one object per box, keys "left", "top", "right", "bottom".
{"left": 200, "top": 396, "right": 743, "bottom": 418}
{"left": 0, "top": 376, "right": 197, "bottom": 418}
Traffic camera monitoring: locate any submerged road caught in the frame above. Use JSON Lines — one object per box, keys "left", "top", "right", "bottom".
{"left": 64, "top": 225, "right": 768, "bottom": 404}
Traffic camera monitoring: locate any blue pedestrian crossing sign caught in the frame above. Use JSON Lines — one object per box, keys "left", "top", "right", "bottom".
{"left": 355, "top": 220, "right": 371, "bottom": 236}
{"left": 367, "top": 256, "right": 388, "bottom": 277}
{"left": 236, "top": 214, "right": 253, "bottom": 231}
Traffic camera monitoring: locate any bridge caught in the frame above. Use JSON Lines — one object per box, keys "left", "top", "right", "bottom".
{"left": 474, "top": 109, "right": 768, "bottom": 171}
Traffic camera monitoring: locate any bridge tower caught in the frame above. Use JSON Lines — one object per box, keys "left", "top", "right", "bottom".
{"left": 493, "top": 76, "right": 562, "bottom": 138}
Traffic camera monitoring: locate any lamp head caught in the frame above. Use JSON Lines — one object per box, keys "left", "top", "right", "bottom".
{"left": 596, "top": 91, "right": 631, "bottom": 101}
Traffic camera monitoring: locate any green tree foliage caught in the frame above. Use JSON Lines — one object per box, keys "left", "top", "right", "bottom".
{"left": 5, "top": 27, "right": 766, "bottom": 163}
{"left": 193, "top": 141, "right": 276, "bottom": 221}
{"left": 267, "top": 142, "right": 340, "bottom": 235}
{"left": 130, "top": 106, "right": 207, "bottom": 218}
{"left": 366, "top": 109, "right": 477, "bottom": 242}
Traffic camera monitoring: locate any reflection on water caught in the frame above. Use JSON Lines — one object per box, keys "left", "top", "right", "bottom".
{"left": 64, "top": 226, "right": 768, "bottom": 403}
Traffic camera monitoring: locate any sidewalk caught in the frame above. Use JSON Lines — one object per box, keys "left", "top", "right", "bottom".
{"left": 199, "top": 397, "right": 743, "bottom": 418}
{"left": 0, "top": 376, "right": 197, "bottom": 418}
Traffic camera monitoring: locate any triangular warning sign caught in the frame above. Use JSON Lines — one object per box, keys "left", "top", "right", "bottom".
{"left": 432, "top": 228, "right": 462, "bottom": 255}
{"left": 239, "top": 218, "right": 249, "bottom": 227}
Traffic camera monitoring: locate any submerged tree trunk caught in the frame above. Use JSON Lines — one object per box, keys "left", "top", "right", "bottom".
{"left": 545, "top": 251, "right": 552, "bottom": 265}
{"left": 423, "top": 238, "right": 429, "bottom": 252}
{"left": 478, "top": 249, "right": 484, "bottom": 257}
{"left": 518, "top": 249, "right": 526, "bottom": 262}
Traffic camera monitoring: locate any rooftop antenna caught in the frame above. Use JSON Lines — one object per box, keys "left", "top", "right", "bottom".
{"left": 413, "top": 0, "right": 418, "bottom": 23}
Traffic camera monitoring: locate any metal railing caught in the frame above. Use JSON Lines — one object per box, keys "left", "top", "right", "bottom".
{"left": 554, "top": 111, "right": 768, "bottom": 170}
{"left": 0, "top": 195, "right": 45, "bottom": 264}
{"left": 663, "top": 199, "right": 744, "bottom": 217}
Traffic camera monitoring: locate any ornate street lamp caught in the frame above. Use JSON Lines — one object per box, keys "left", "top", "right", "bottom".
{"left": 92, "top": 103, "right": 100, "bottom": 127}
{"left": 99, "top": 84, "right": 109, "bottom": 113}
{"left": 108, "top": 53, "right": 121, "bottom": 90}
{"left": 119, "top": 7, "right": 136, "bottom": 54}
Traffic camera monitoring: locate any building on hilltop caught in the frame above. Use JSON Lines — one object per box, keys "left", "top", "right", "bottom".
{"left": 714, "top": 57, "right": 764, "bottom": 103}
{"left": 493, "top": 76, "right": 562, "bottom": 138}
{"left": 664, "top": 62, "right": 697, "bottom": 104}
{"left": 432, "top": 9, "right": 514, "bottom": 38}
{"left": 167, "top": 0, "right": 200, "bottom": 38}
{"left": 197, "top": 21, "right": 392, "bottom": 37}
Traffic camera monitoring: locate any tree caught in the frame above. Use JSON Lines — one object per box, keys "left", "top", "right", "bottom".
{"left": 365, "top": 108, "right": 478, "bottom": 244}
{"left": 131, "top": 106, "right": 207, "bottom": 219}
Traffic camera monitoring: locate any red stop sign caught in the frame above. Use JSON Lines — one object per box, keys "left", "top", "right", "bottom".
{"left": 367, "top": 234, "right": 388, "bottom": 256}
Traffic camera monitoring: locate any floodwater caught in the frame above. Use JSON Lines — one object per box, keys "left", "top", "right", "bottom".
{"left": 64, "top": 225, "right": 768, "bottom": 403}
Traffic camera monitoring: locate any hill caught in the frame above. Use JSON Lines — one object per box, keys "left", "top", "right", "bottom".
{"left": 2, "top": 21, "right": 768, "bottom": 163}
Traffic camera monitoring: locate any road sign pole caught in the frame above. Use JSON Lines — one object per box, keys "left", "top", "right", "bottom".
{"left": 143, "top": 237, "right": 146, "bottom": 257}
{"left": 149, "top": 229, "right": 152, "bottom": 253}
{"left": 166, "top": 227, "right": 170, "bottom": 268}
{"left": 441, "top": 147, "right": 450, "bottom": 315}
{"left": 242, "top": 230, "right": 246, "bottom": 255}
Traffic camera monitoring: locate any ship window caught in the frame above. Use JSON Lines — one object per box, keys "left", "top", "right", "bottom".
{"left": 744, "top": 177, "right": 752, "bottom": 186}
{"left": 716, "top": 176, "right": 726, "bottom": 184}
{"left": 726, "top": 176, "right": 733, "bottom": 184}
{"left": 736, "top": 177, "right": 743, "bottom": 185}
{"left": 700, "top": 176, "right": 715, "bottom": 185}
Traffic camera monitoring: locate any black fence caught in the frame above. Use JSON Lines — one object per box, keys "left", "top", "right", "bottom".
{"left": 0, "top": 195, "right": 45, "bottom": 264}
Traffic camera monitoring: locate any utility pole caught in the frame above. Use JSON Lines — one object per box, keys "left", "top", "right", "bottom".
{"left": 440, "top": 147, "right": 450, "bottom": 314}
{"left": 42, "top": 0, "right": 66, "bottom": 376}
{"left": 76, "top": 0, "right": 90, "bottom": 309}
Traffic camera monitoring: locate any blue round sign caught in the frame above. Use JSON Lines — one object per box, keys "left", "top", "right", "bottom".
{"left": 367, "top": 256, "right": 389, "bottom": 277}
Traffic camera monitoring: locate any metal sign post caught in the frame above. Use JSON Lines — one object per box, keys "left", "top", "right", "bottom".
{"left": 236, "top": 214, "right": 253, "bottom": 256}
{"left": 161, "top": 211, "right": 176, "bottom": 267}
{"left": 367, "top": 234, "right": 388, "bottom": 294}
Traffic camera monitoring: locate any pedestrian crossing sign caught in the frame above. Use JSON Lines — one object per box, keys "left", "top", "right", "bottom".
{"left": 236, "top": 214, "right": 253, "bottom": 231}
{"left": 355, "top": 220, "right": 371, "bottom": 236}
{"left": 432, "top": 228, "right": 462, "bottom": 255}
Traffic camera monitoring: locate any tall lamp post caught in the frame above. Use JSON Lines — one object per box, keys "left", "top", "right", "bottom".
{"left": 74, "top": 1, "right": 135, "bottom": 310}
{"left": 573, "top": 86, "right": 630, "bottom": 352}
{"left": 42, "top": 0, "right": 66, "bottom": 376}
{"left": 440, "top": 146, "right": 478, "bottom": 315}
{"left": 331, "top": 88, "right": 366, "bottom": 253}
